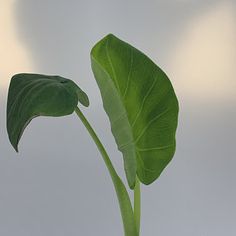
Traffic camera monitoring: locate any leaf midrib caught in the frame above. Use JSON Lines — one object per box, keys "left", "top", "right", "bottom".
{"left": 91, "top": 55, "right": 135, "bottom": 151}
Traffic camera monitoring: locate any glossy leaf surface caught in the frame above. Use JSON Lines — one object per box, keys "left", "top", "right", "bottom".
{"left": 7, "top": 73, "right": 89, "bottom": 151}
{"left": 91, "top": 34, "right": 178, "bottom": 188}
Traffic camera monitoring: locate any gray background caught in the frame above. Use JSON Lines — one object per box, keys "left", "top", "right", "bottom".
{"left": 0, "top": 0, "right": 236, "bottom": 235}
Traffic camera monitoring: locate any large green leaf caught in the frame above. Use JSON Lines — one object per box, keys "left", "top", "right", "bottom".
{"left": 91, "top": 34, "right": 178, "bottom": 188}
{"left": 7, "top": 73, "right": 89, "bottom": 152}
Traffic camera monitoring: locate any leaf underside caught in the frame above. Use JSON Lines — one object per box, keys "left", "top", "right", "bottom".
{"left": 7, "top": 73, "right": 89, "bottom": 152}
{"left": 91, "top": 34, "right": 178, "bottom": 188}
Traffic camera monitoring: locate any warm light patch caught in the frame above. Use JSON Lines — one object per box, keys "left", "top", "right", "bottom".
{"left": 168, "top": 2, "right": 236, "bottom": 102}
{"left": 0, "top": 0, "right": 33, "bottom": 91}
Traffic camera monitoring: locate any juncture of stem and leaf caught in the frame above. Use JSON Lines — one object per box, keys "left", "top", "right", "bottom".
{"left": 6, "top": 34, "right": 178, "bottom": 236}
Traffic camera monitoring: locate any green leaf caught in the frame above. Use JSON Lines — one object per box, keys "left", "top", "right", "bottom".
{"left": 91, "top": 34, "right": 178, "bottom": 188}
{"left": 7, "top": 73, "right": 89, "bottom": 152}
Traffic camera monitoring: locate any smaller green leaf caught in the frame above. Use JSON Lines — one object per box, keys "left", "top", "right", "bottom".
{"left": 7, "top": 73, "right": 89, "bottom": 152}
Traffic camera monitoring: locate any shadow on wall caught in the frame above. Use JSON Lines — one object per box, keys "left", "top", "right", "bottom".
{"left": 13, "top": 0, "right": 223, "bottom": 75}
{"left": 0, "top": 0, "right": 32, "bottom": 91}
{"left": 167, "top": 0, "right": 236, "bottom": 104}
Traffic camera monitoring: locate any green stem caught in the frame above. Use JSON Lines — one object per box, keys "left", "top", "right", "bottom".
{"left": 75, "top": 107, "right": 138, "bottom": 236}
{"left": 134, "top": 176, "right": 141, "bottom": 234}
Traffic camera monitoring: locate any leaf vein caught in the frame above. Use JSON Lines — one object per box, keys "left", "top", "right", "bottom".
{"left": 8, "top": 80, "right": 53, "bottom": 119}
{"left": 134, "top": 109, "right": 170, "bottom": 144}
{"left": 136, "top": 151, "right": 155, "bottom": 173}
{"left": 136, "top": 144, "right": 174, "bottom": 152}
{"left": 131, "top": 77, "right": 157, "bottom": 128}
{"left": 123, "top": 49, "right": 133, "bottom": 98}
{"left": 111, "top": 112, "right": 127, "bottom": 126}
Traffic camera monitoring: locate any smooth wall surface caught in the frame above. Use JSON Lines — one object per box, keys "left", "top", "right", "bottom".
{"left": 0, "top": 0, "right": 235, "bottom": 235}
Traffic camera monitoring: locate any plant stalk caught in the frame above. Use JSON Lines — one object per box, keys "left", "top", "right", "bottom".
{"left": 134, "top": 176, "right": 141, "bottom": 234}
{"left": 75, "top": 107, "right": 138, "bottom": 236}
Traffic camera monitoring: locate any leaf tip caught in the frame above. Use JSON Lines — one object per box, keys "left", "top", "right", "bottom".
{"left": 9, "top": 138, "right": 19, "bottom": 153}
{"left": 76, "top": 87, "right": 90, "bottom": 107}
{"left": 105, "top": 33, "right": 115, "bottom": 39}
{"left": 81, "top": 93, "right": 90, "bottom": 107}
{"left": 8, "top": 127, "right": 21, "bottom": 153}
{"left": 90, "top": 33, "right": 117, "bottom": 56}
{"left": 14, "top": 146, "right": 19, "bottom": 153}
{"left": 129, "top": 181, "right": 136, "bottom": 190}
